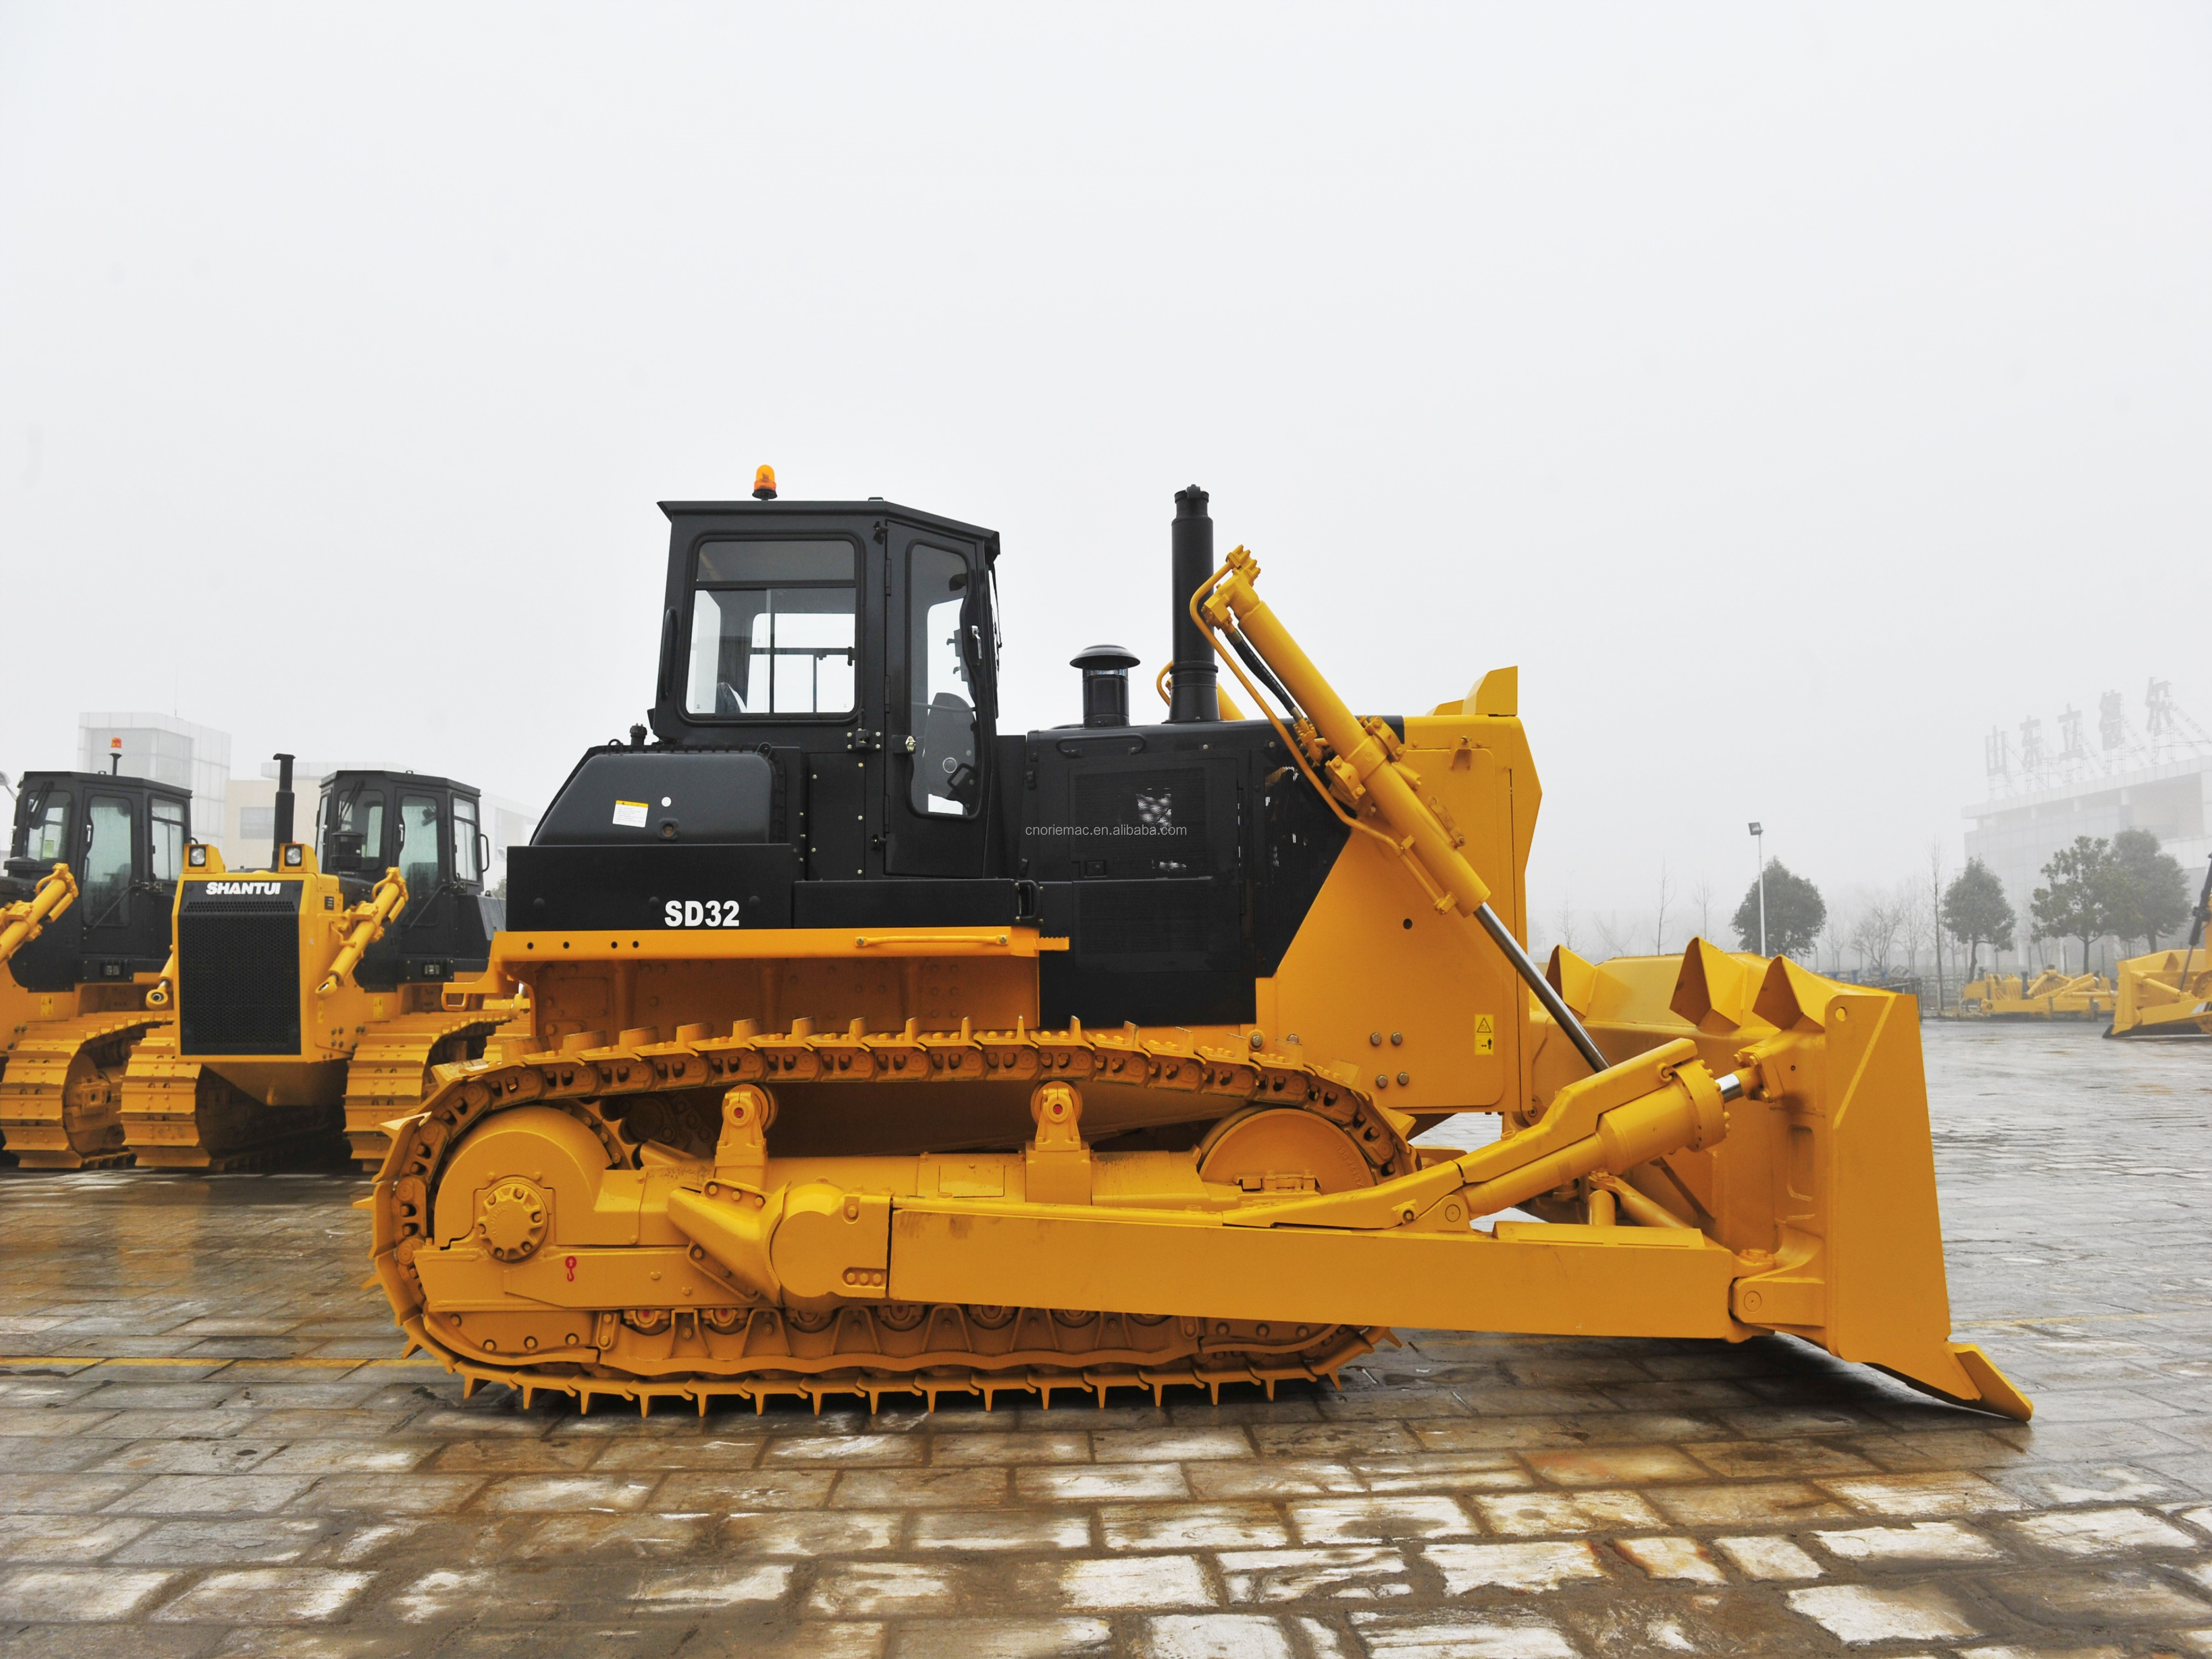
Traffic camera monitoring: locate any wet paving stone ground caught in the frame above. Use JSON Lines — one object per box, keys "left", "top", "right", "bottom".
{"left": 0, "top": 1020, "right": 2208, "bottom": 1656}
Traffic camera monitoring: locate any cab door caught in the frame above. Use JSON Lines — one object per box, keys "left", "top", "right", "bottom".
{"left": 138, "top": 794, "right": 188, "bottom": 964}
{"left": 884, "top": 528, "right": 992, "bottom": 877}
{"left": 395, "top": 790, "right": 448, "bottom": 945}
{"left": 77, "top": 789, "right": 138, "bottom": 972}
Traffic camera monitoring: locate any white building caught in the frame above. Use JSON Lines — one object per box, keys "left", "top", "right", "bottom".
{"left": 1963, "top": 681, "right": 2211, "bottom": 967}
{"left": 77, "top": 712, "right": 231, "bottom": 846}
{"left": 481, "top": 795, "right": 540, "bottom": 889}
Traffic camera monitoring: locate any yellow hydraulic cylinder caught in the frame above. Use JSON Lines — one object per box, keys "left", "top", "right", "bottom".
{"left": 0, "top": 863, "right": 77, "bottom": 969}
{"left": 1224, "top": 1039, "right": 1731, "bottom": 1232}
{"left": 317, "top": 869, "right": 408, "bottom": 997}
{"left": 1204, "top": 549, "right": 1490, "bottom": 919}
{"left": 144, "top": 950, "right": 179, "bottom": 1010}
{"left": 1457, "top": 1059, "right": 1730, "bottom": 1220}
{"left": 1201, "top": 545, "right": 1608, "bottom": 1072}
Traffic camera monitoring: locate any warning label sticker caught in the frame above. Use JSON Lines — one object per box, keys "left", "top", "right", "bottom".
{"left": 612, "top": 799, "right": 649, "bottom": 828}
{"left": 1475, "top": 1013, "right": 1495, "bottom": 1055}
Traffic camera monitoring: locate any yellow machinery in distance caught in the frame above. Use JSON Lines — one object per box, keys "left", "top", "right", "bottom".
{"left": 1956, "top": 969, "right": 2115, "bottom": 1020}
{"left": 2106, "top": 858, "right": 2212, "bottom": 1039}
{"left": 367, "top": 487, "right": 2027, "bottom": 1422}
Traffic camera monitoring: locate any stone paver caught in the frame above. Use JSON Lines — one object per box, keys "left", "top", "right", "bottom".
{"left": 3, "top": 1022, "right": 2211, "bottom": 1652}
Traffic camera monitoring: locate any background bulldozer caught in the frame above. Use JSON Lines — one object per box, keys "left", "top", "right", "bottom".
{"left": 367, "top": 482, "right": 2026, "bottom": 1423}
{"left": 2, "top": 768, "right": 189, "bottom": 1166}
{"left": 127, "top": 759, "right": 524, "bottom": 1170}
{"left": 2107, "top": 858, "right": 2212, "bottom": 1039}
{"left": 1958, "top": 968, "right": 2114, "bottom": 1020}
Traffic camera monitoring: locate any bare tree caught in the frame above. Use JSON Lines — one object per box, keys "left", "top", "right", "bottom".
{"left": 1553, "top": 898, "right": 1578, "bottom": 956}
{"left": 1927, "top": 841, "right": 1947, "bottom": 1010}
{"left": 1895, "top": 880, "right": 1929, "bottom": 983}
{"left": 1652, "top": 863, "right": 1673, "bottom": 956}
{"left": 1592, "top": 911, "right": 1632, "bottom": 958}
{"left": 1690, "top": 878, "right": 1714, "bottom": 944}
{"left": 1849, "top": 900, "right": 1902, "bottom": 978}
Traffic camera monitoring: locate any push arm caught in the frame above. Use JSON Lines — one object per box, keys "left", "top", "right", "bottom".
{"left": 318, "top": 869, "right": 409, "bottom": 996}
{"left": 0, "top": 864, "right": 77, "bottom": 969}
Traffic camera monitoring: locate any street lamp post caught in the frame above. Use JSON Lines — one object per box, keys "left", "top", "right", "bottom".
{"left": 1749, "top": 822, "right": 1766, "bottom": 956}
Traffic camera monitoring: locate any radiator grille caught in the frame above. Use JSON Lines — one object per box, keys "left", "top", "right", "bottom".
{"left": 178, "top": 890, "right": 302, "bottom": 1056}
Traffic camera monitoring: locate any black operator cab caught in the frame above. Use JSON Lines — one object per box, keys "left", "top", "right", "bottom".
{"left": 509, "top": 486, "right": 1354, "bottom": 1039}
{"left": 513, "top": 499, "right": 1010, "bottom": 935}
{"left": 313, "top": 769, "right": 495, "bottom": 989}
{"left": 2, "top": 770, "right": 192, "bottom": 991}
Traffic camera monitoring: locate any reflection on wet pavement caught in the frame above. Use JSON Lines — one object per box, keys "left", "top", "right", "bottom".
{"left": 1, "top": 1021, "right": 2208, "bottom": 1655}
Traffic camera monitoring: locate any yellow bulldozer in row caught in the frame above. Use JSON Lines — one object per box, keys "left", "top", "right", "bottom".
{"left": 1948, "top": 857, "right": 2211, "bottom": 1036}
{"left": 1, "top": 762, "right": 524, "bottom": 1170}
{"left": 2107, "top": 860, "right": 2212, "bottom": 1039}
{"left": 359, "top": 480, "right": 2031, "bottom": 1422}
{"left": 1955, "top": 968, "right": 2115, "bottom": 1020}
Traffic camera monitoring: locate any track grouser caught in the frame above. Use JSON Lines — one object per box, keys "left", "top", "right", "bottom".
{"left": 368, "top": 479, "right": 2030, "bottom": 1421}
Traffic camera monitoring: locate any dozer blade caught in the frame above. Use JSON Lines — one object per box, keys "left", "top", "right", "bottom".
{"left": 1540, "top": 939, "right": 2030, "bottom": 1420}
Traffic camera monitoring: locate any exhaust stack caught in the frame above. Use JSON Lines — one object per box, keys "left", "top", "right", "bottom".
{"left": 1167, "top": 486, "right": 1218, "bottom": 723}
{"left": 271, "top": 753, "right": 295, "bottom": 868}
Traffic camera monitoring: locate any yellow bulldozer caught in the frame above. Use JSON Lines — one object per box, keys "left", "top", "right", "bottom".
{"left": 1, "top": 769, "right": 191, "bottom": 1166}
{"left": 1957, "top": 968, "right": 2114, "bottom": 1020}
{"left": 2107, "top": 858, "right": 2212, "bottom": 1039}
{"left": 366, "top": 481, "right": 2027, "bottom": 1422}
{"left": 125, "top": 758, "right": 526, "bottom": 1170}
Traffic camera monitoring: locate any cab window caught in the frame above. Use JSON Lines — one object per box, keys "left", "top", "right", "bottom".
{"left": 150, "top": 799, "right": 187, "bottom": 882}
{"left": 17, "top": 791, "right": 69, "bottom": 864}
{"left": 907, "top": 545, "right": 979, "bottom": 818}
{"left": 451, "top": 796, "right": 482, "bottom": 885}
{"left": 327, "top": 790, "right": 386, "bottom": 875}
{"left": 685, "top": 540, "right": 857, "bottom": 717}
{"left": 399, "top": 794, "right": 442, "bottom": 896}
{"left": 83, "top": 795, "right": 133, "bottom": 918}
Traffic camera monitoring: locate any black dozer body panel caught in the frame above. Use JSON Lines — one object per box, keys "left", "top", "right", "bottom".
{"left": 2, "top": 770, "right": 194, "bottom": 991}
{"left": 511, "top": 499, "right": 1355, "bottom": 1028}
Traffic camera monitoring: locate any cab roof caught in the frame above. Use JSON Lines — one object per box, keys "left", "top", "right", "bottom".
{"left": 658, "top": 499, "right": 1000, "bottom": 561}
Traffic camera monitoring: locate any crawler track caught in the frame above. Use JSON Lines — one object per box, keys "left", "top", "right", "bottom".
{"left": 119, "top": 1028, "right": 339, "bottom": 1170}
{"left": 0, "top": 1012, "right": 166, "bottom": 1168}
{"left": 341, "top": 1009, "right": 512, "bottom": 1168}
{"left": 372, "top": 1021, "right": 1415, "bottom": 1413}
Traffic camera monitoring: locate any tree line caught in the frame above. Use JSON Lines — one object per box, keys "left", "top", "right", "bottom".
{"left": 1720, "top": 829, "right": 2195, "bottom": 982}
{"left": 1940, "top": 828, "right": 2195, "bottom": 977}
{"left": 1545, "top": 827, "right": 2198, "bottom": 992}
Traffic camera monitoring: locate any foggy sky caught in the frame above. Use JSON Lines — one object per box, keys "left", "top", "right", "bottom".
{"left": 3, "top": 3, "right": 2206, "bottom": 942}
